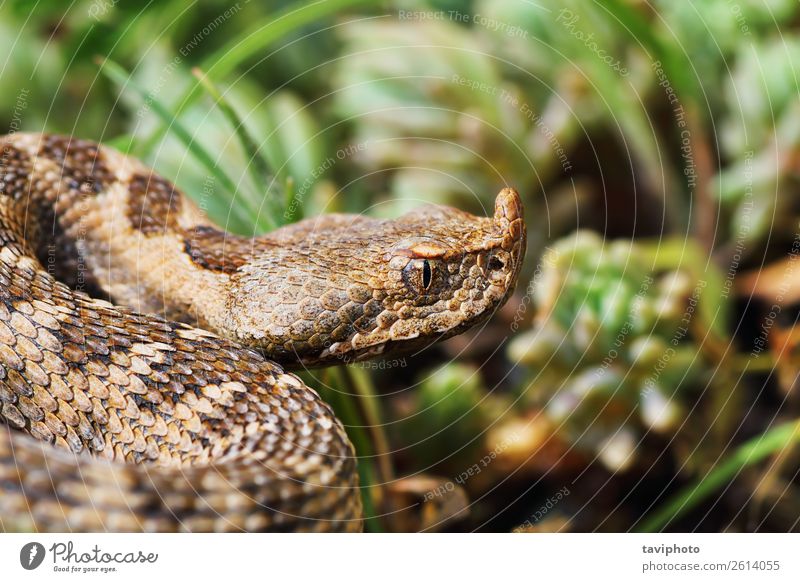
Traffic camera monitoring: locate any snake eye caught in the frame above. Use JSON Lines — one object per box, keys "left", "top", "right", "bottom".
{"left": 402, "top": 259, "right": 435, "bottom": 294}
{"left": 422, "top": 260, "right": 432, "bottom": 289}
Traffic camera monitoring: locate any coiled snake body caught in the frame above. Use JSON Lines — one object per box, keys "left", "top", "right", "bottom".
{"left": 0, "top": 133, "right": 524, "bottom": 532}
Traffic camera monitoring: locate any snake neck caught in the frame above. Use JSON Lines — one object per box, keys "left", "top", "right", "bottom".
{"left": 2, "top": 133, "right": 236, "bottom": 332}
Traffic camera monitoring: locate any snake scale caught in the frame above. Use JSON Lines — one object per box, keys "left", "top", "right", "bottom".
{"left": 0, "top": 133, "right": 525, "bottom": 532}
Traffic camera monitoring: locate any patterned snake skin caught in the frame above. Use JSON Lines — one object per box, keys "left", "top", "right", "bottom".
{"left": 0, "top": 133, "right": 525, "bottom": 532}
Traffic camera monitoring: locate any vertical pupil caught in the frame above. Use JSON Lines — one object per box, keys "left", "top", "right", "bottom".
{"left": 422, "top": 260, "right": 432, "bottom": 289}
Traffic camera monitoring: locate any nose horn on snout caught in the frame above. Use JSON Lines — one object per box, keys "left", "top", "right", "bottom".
{"left": 493, "top": 188, "right": 525, "bottom": 245}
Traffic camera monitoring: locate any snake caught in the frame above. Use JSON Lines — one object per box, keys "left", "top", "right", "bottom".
{"left": 0, "top": 133, "right": 525, "bottom": 532}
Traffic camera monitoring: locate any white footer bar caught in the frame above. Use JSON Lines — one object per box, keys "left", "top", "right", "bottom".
{"left": 0, "top": 533, "right": 797, "bottom": 581}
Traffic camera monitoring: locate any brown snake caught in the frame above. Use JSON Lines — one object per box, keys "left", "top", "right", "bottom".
{"left": 0, "top": 133, "right": 525, "bottom": 532}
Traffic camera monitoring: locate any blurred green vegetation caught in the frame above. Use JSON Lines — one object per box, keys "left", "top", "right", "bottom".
{"left": 4, "top": 0, "right": 800, "bottom": 532}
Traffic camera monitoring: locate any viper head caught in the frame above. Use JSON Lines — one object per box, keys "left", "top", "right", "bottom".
{"left": 226, "top": 189, "right": 526, "bottom": 367}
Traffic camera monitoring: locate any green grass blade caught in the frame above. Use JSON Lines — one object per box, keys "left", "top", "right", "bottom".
{"left": 192, "top": 67, "right": 282, "bottom": 230}
{"left": 98, "top": 57, "right": 258, "bottom": 229}
{"left": 202, "top": 0, "right": 374, "bottom": 80}
{"left": 283, "top": 176, "right": 298, "bottom": 223}
{"left": 315, "top": 367, "right": 384, "bottom": 533}
{"left": 97, "top": 57, "right": 242, "bottom": 196}
{"left": 637, "top": 419, "right": 800, "bottom": 532}
{"left": 141, "top": 0, "right": 375, "bottom": 156}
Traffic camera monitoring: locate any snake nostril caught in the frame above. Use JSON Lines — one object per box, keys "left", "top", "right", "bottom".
{"left": 488, "top": 256, "right": 505, "bottom": 271}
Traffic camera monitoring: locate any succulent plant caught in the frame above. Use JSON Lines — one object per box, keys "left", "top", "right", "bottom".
{"left": 508, "top": 231, "right": 711, "bottom": 471}
{"left": 329, "top": 1, "right": 655, "bottom": 216}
